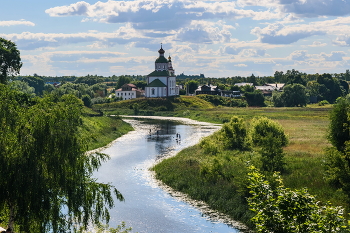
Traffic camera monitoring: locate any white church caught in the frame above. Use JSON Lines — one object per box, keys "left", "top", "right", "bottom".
{"left": 145, "top": 45, "right": 179, "bottom": 97}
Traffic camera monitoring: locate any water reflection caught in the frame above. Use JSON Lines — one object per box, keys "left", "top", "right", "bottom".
{"left": 94, "top": 117, "right": 242, "bottom": 233}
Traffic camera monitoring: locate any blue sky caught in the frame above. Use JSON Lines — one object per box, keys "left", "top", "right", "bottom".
{"left": 1, "top": 0, "right": 350, "bottom": 78}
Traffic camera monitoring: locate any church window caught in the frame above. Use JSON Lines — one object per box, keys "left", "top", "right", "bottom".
{"left": 152, "top": 88, "right": 155, "bottom": 95}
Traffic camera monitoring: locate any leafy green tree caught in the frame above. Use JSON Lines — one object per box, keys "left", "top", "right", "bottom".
{"left": 82, "top": 94, "right": 92, "bottom": 107}
{"left": 0, "top": 38, "right": 22, "bottom": 84}
{"left": 272, "top": 91, "right": 284, "bottom": 107}
{"left": 186, "top": 80, "right": 199, "bottom": 94}
{"left": 9, "top": 80, "right": 35, "bottom": 96}
{"left": 285, "top": 69, "right": 306, "bottom": 86}
{"left": 250, "top": 117, "right": 288, "bottom": 172}
{"left": 324, "top": 97, "right": 350, "bottom": 199}
{"left": 280, "top": 83, "right": 308, "bottom": 107}
{"left": 22, "top": 76, "right": 45, "bottom": 95}
{"left": 221, "top": 116, "right": 250, "bottom": 151}
{"left": 132, "top": 80, "right": 147, "bottom": 90}
{"left": 317, "top": 73, "right": 343, "bottom": 103}
{"left": 116, "top": 76, "right": 132, "bottom": 89}
{"left": 239, "top": 84, "right": 255, "bottom": 93}
{"left": 0, "top": 85, "right": 122, "bottom": 232}
{"left": 244, "top": 90, "right": 265, "bottom": 107}
{"left": 44, "top": 83, "right": 55, "bottom": 94}
{"left": 328, "top": 97, "right": 350, "bottom": 152}
{"left": 247, "top": 166, "right": 347, "bottom": 233}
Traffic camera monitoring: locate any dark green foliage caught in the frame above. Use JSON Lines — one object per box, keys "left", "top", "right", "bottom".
{"left": 328, "top": 97, "right": 350, "bottom": 152}
{"left": 131, "top": 80, "right": 147, "bottom": 90}
{"left": 0, "top": 85, "right": 122, "bottom": 232}
{"left": 196, "top": 94, "right": 247, "bottom": 107}
{"left": 250, "top": 117, "right": 288, "bottom": 172}
{"left": 221, "top": 116, "right": 250, "bottom": 150}
{"left": 82, "top": 94, "right": 92, "bottom": 107}
{"left": 0, "top": 37, "right": 22, "bottom": 84}
{"left": 186, "top": 80, "right": 199, "bottom": 94}
{"left": 324, "top": 97, "right": 350, "bottom": 200}
{"left": 75, "top": 76, "right": 104, "bottom": 85}
{"left": 247, "top": 166, "right": 347, "bottom": 232}
{"left": 116, "top": 76, "right": 132, "bottom": 89}
{"left": 279, "top": 83, "right": 308, "bottom": 107}
{"left": 285, "top": 69, "right": 306, "bottom": 86}
{"left": 317, "top": 73, "right": 343, "bottom": 103}
{"left": 22, "top": 76, "right": 45, "bottom": 95}
{"left": 244, "top": 90, "right": 265, "bottom": 107}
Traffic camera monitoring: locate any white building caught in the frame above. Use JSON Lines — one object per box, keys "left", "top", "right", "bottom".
{"left": 115, "top": 83, "right": 143, "bottom": 100}
{"left": 145, "top": 45, "right": 179, "bottom": 97}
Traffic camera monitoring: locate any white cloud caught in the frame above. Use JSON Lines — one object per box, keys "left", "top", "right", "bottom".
{"left": 0, "top": 20, "right": 35, "bottom": 27}
{"left": 175, "top": 20, "right": 232, "bottom": 44}
{"left": 289, "top": 50, "right": 309, "bottom": 61}
{"left": 333, "top": 35, "right": 350, "bottom": 47}
{"left": 45, "top": 0, "right": 258, "bottom": 32}
{"left": 321, "top": 51, "right": 346, "bottom": 61}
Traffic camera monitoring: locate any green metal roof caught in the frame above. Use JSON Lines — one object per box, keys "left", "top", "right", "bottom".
{"left": 155, "top": 56, "right": 168, "bottom": 63}
{"left": 147, "top": 70, "right": 175, "bottom": 77}
{"left": 146, "top": 78, "right": 167, "bottom": 87}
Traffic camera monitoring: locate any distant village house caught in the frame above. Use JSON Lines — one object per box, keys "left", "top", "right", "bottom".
{"left": 115, "top": 83, "right": 143, "bottom": 100}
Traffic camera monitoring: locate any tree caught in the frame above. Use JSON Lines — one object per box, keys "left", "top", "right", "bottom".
{"left": 328, "top": 97, "right": 350, "bottom": 152}
{"left": 244, "top": 90, "right": 265, "bottom": 107}
{"left": 247, "top": 166, "right": 347, "bottom": 232}
{"left": 324, "top": 97, "right": 350, "bottom": 200}
{"left": 9, "top": 80, "right": 35, "bottom": 96}
{"left": 221, "top": 116, "right": 250, "bottom": 151}
{"left": 280, "top": 83, "right": 308, "bottom": 107}
{"left": 22, "top": 76, "right": 45, "bottom": 95}
{"left": 285, "top": 69, "right": 306, "bottom": 86}
{"left": 317, "top": 73, "right": 343, "bottom": 103}
{"left": 116, "top": 76, "right": 132, "bottom": 89}
{"left": 0, "top": 38, "right": 22, "bottom": 84}
{"left": 185, "top": 80, "right": 199, "bottom": 94}
{"left": 250, "top": 117, "right": 288, "bottom": 172}
{"left": 0, "top": 85, "right": 122, "bottom": 232}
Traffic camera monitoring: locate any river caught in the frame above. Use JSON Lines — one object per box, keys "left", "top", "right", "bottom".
{"left": 93, "top": 116, "right": 244, "bottom": 233}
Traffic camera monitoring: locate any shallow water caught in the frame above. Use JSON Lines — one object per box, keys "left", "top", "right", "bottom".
{"left": 94, "top": 117, "right": 242, "bottom": 233}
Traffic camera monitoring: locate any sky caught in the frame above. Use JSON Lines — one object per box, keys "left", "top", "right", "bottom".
{"left": 1, "top": 0, "right": 350, "bottom": 78}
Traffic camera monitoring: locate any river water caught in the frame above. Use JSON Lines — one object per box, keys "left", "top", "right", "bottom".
{"left": 93, "top": 117, "right": 243, "bottom": 233}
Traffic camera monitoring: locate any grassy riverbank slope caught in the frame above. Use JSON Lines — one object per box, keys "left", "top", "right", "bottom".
{"left": 81, "top": 107, "right": 133, "bottom": 151}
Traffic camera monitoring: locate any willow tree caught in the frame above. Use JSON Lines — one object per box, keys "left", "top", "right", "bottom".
{"left": 0, "top": 37, "right": 22, "bottom": 84}
{"left": 0, "top": 85, "right": 123, "bottom": 232}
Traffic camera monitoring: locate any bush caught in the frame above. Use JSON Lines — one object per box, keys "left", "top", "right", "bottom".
{"left": 250, "top": 117, "right": 288, "bottom": 172}
{"left": 247, "top": 166, "right": 347, "bottom": 232}
{"left": 221, "top": 116, "right": 251, "bottom": 151}
{"left": 318, "top": 100, "right": 330, "bottom": 106}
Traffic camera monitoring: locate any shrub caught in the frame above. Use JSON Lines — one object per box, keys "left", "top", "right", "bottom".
{"left": 250, "top": 117, "right": 288, "bottom": 172}
{"left": 221, "top": 116, "right": 250, "bottom": 151}
{"left": 247, "top": 166, "right": 347, "bottom": 232}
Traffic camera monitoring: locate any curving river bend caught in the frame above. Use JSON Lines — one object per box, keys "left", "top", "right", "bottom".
{"left": 93, "top": 116, "right": 244, "bottom": 233}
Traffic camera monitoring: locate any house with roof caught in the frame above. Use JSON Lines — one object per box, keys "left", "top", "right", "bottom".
{"left": 145, "top": 45, "right": 179, "bottom": 97}
{"left": 115, "top": 83, "right": 143, "bottom": 100}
